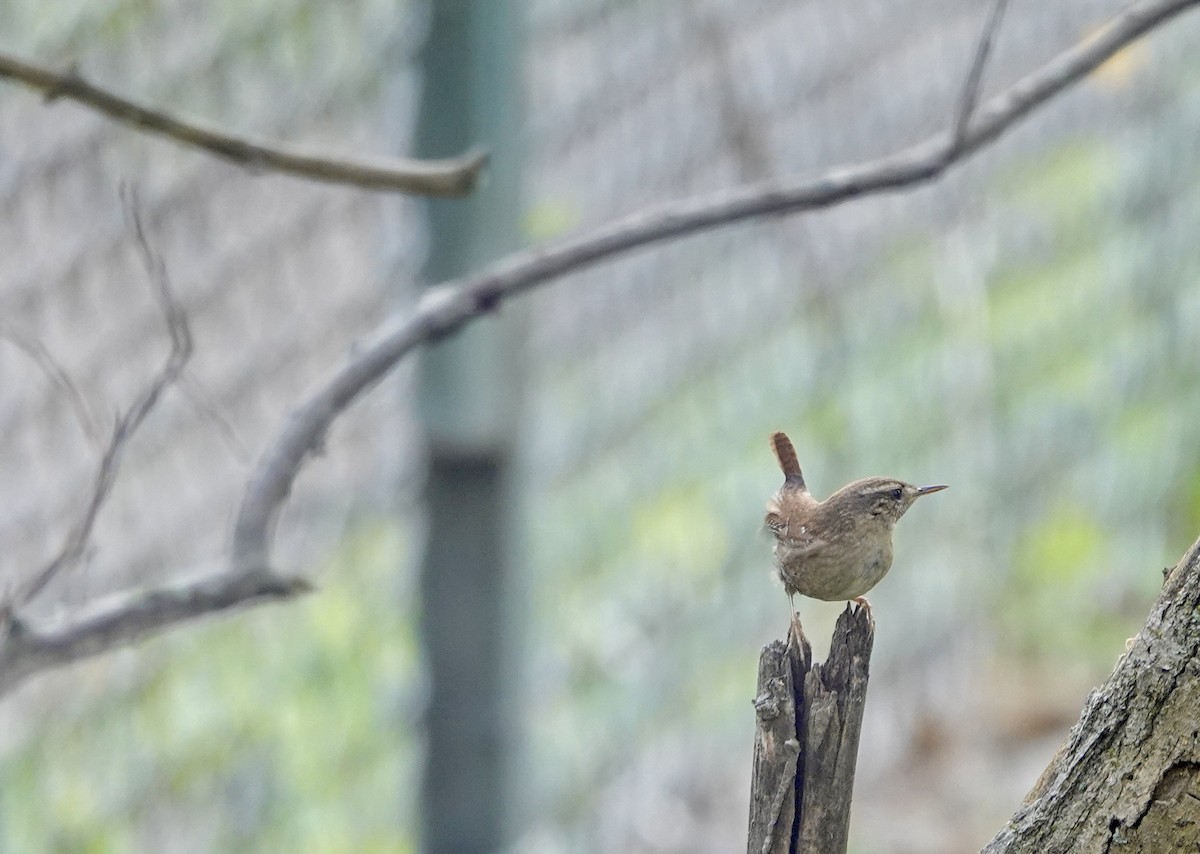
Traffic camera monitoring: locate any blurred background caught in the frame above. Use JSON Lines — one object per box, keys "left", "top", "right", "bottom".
{"left": 2, "top": 0, "right": 1199, "bottom": 851}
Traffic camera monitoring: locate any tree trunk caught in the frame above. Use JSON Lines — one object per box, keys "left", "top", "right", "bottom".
{"left": 985, "top": 536, "right": 1200, "bottom": 852}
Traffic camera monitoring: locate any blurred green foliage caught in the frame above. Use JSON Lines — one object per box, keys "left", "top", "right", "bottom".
{"left": 1003, "top": 504, "right": 1111, "bottom": 661}
{"left": 0, "top": 519, "right": 420, "bottom": 853}
{"left": 984, "top": 136, "right": 1192, "bottom": 669}
{"left": 1001, "top": 140, "right": 1119, "bottom": 239}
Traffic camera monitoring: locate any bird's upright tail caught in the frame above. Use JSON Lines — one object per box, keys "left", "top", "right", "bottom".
{"left": 770, "top": 431, "right": 807, "bottom": 490}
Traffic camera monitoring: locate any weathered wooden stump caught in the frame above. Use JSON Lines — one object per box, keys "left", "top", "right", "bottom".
{"left": 747, "top": 606, "right": 875, "bottom": 854}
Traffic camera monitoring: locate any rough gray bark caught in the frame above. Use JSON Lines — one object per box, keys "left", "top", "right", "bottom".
{"left": 747, "top": 637, "right": 804, "bottom": 854}
{"left": 984, "top": 535, "right": 1200, "bottom": 853}
{"left": 796, "top": 608, "right": 875, "bottom": 852}
{"left": 747, "top": 607, "right": 874, "bottom": 854}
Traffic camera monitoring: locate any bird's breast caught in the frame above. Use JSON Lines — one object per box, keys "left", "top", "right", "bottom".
{"left": 774, "top": 532, "right": 894, "bottom": 602}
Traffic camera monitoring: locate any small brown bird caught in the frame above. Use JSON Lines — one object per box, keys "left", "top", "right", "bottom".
{"left": 764, "top": 431, "right": 946, "bottom": 625}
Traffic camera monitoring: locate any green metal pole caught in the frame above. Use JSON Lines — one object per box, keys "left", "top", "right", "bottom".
{"left": 410, "top": 2, "right": 521, "bottom": 852}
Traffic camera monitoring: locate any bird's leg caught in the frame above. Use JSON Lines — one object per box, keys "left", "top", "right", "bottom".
{"left": 788, "top": 593, "right": 804, "bottom": 645}
{"left": 850, "top": 596, "right": 874, "bottom": 627}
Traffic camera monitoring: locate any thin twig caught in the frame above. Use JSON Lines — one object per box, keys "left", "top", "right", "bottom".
{"left": 233, "top": 0, "right": 1200, "bottom": 574}
{"left": 0, "top": 51, "right": 486, "bottom": 197}
{"left": 180, "top": 372, "right": 250, "bottom": 463}
{"left": 13, "top": 191, "right": 192, "bottom": 607}
{"left": 950, "top": 0, "right": 1011, "bottom": 155}
{"left": 0, "top": 326, "right": 101, "bottom": 443}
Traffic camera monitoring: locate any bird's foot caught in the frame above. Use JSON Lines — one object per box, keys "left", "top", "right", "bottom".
{"left": 788, "top": 610, "right": 805, "bottom": 648}
{"left": 850, "top": 596, "right": 874, "bottom": 628}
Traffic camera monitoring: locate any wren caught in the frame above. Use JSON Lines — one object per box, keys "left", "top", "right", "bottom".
{"left": 764, "top": 431, "right": 946, "bottom": 624}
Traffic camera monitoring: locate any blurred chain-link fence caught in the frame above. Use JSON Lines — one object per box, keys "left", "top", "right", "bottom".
{"left": 3, "top": 0, "right": 1200, "bottom": 851}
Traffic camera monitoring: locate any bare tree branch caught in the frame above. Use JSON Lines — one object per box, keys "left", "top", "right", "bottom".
{"left": 949, "top": 0, "right": 1010, "bottom": 155}
{"left": 0, "top": 193, "right": 310, "bottom": 695}
{"left": 0, "top": 51, "right": 486, "bottom": 197}
{"left": 233, "top": 0, "right": 1200, "bottom": 575}
{"left": 0, "top": 566, "right": 309, "bottom": 696}
{"left": 0, "top": 325, "right": 101, "bottom": 444}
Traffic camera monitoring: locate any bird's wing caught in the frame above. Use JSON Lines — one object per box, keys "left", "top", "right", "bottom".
{"left": 764, "top": 511, "right": 787, "bottom": 537}
{"left": 763, "top": 514, "right": 827, "bottom": 554}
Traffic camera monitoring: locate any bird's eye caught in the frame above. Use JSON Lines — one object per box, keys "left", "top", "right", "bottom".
{"left": 890, "top": 487, "right": 903, "bottom": 501}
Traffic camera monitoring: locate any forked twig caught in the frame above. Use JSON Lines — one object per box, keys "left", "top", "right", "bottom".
{"left": 0, "top": 190, "right": 308, "bottom": 696}
{"left": 12, "top": 190, "right": 192, "bottom": 607}
{"left": 949, "top": 0, "right": 1011, "bottom": 157}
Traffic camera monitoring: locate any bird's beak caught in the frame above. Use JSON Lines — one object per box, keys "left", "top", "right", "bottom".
{"left": 916, "top": 484, "right": 949, "bottom": 497}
